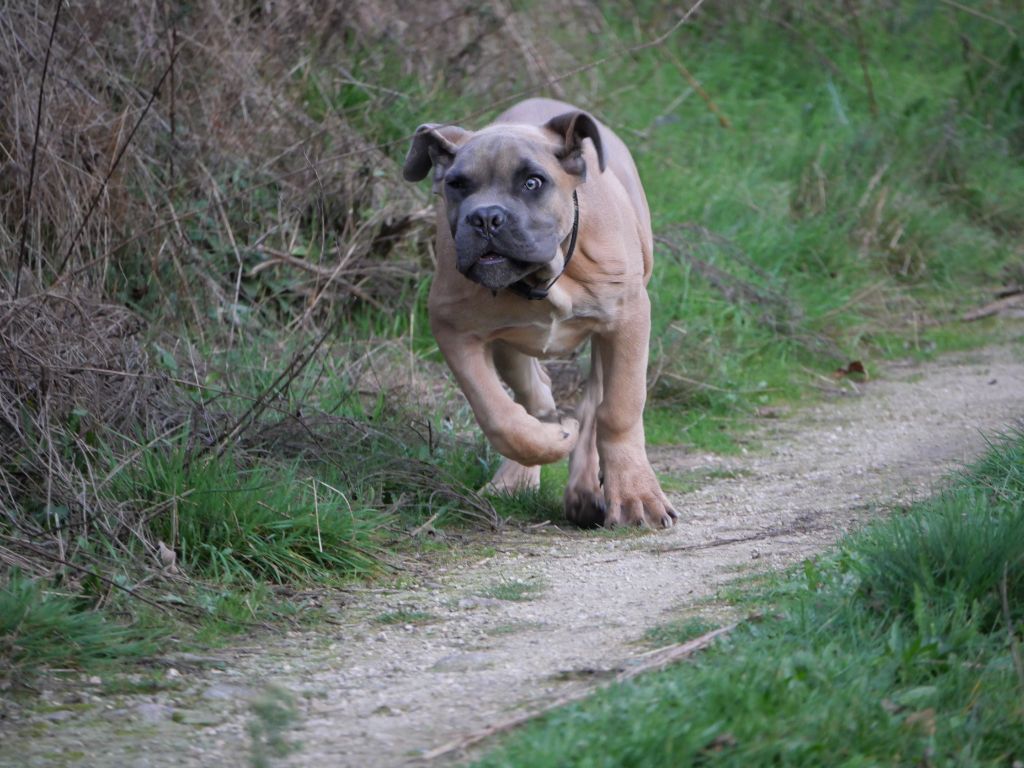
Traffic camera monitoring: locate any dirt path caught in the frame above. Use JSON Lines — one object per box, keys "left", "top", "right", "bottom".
{"left": 3, "top": 345, "right": 1023, "bottom": 768}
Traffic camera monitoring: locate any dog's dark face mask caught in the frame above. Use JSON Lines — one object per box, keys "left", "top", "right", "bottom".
{"left": 402, "top": 115, "right": 606, "bottom": 293}
{"left": 441, "top": 134, "right": 567, "bottom": 291}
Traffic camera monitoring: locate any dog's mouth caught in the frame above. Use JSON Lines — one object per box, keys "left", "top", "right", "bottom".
{"left": 477, "top": 252, "right": 506, "bottom": 266}
{"left": 459, "top": 248, "right": 542, "bottom": 291}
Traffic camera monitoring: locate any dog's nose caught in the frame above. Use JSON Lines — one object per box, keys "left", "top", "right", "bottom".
{"left": 466, "top": 205, "right": 507, "bottom": 237}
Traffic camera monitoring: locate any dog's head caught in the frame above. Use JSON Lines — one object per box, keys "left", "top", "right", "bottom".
{"left": 403, "top": 111, "right": 606, "bottom": 292}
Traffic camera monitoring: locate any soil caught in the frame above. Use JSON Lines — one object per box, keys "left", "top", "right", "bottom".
{"left": 2, "top": 344, "right": 1023, "bottom": 768}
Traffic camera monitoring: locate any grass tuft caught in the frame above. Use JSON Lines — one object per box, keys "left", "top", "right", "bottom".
{"left": 852, "top": 429, "right": 1024, "bottom": 631}
{"left": 0, "top": 572, "right": 156, "bottom": 679}
{"left": 374, "top": 609, "right": 437, "bottom": 626}
{"left": 248, "top": 685, "right": 300, "bottom": 768}
{"left": 480, "top": 578, "right": 547, "bottom": 603}
{"left": 125, "top": 445, "right": 387, "bottom": 584}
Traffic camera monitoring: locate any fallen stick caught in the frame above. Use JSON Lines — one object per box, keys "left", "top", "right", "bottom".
{"left": 420, "top": 619, "right": 744, "bottom": 761}
{"left": 962, "top": 291, "right": 1024, "bottom": 322}
{"left": 653, "top": 524, "right": 828, "bottom": 555}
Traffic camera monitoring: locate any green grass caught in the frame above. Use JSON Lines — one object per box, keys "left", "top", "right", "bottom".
{"left": 582, "top": 5, "right": 1024, "bottom": 437}
{"left": 642, "top": 616, "right": 722, "bottom": 648}
{"left": 124, "top": 445, "right": 387, "bottom": 585}
{"left": 247, "top": 685, "right": 300, "bottom": 768}
{"left": 98, "top": 672, "right": 187, "bottom": 697}
{"left": 0, "top": 573, "right": 158, "bottom": 679}
{"left": 488, "top": 486, "right": 564, "bottom": 525}
{"left": 853, "top": 431, "right": 1024, "bottom": 631}
{"left": 473, "top": 428, "right": 1024, "bottom": 767}
{"left": 0, "top": 409, "right": 502, "bottom": 676}
{"left": 374, "top": 609, "right": 437, "bottom": 625}
{"left": 479, "top": 578, "right": 547, "bottom": 602}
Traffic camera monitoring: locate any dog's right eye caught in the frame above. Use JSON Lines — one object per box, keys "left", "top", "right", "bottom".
{"left": 446, "top": 176, "right": 468, "bottom": 192}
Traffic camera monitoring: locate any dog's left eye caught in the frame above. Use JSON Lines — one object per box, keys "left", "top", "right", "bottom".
{"left": 523, "top": 176, "right": 544, "bottom": 192}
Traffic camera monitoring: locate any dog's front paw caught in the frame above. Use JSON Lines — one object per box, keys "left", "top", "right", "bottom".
{"left": 555, "top": 416, "right": 580, "bottom": 447}
{"left": 491, "top": 416, "right": 578, "bottom": 465}
{"left": 532, "top": 417, "right": 579, "bottom": 464}
{"left": 602, "top": 455, "right": 677, "bottom": 529}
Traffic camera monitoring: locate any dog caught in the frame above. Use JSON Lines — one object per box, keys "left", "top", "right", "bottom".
{"left": 403, "top": 98, "right": 675, "bottom": 528}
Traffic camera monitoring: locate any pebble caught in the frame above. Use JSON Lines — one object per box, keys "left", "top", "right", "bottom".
{"left": 132, "top": 703, "right": 173, "bottom": 724}
{"left": 456, "top": 597, "right": 503, "bottom": 610}
{"left": 172, "top": 710, "right": 225, "bottom": 727}
{"left": 200, "top": 683, "right": 257, "bottom": 702}
{"left": 40, "top": 710, "right": 75, "bottom": 723}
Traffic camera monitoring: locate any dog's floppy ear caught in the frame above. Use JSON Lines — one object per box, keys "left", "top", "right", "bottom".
{"left": 403, "top": 124, "right": 471, "bottom": 192}
{"left": 544, "top": 110, "right": 606, "bottom": 178}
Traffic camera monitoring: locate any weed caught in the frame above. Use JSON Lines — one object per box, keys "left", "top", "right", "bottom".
{"left": 247, "top": 685, "right": 300, "bottom": 768}
{"left": 374, "top": 609, "right": 437, "bottom": 626}
{"left": 655, "top": 468, "right": 750, "bottom": 496}
{"left": 488, "top": 486, "right": 564, "bottom": 526}
{"left": 479, "top": 578, "right": 547, "bottom": 603}
{"left": 0, "top": 572, "right": 156, "bottom": 679}
{"left": 851, "top": 429, "right": 1024, "bottom": 631}
{"left": 99, "top": 673, "right": 185, "bottom": 697}
{"left": 123, "top": 445, "right": 387, "bottom": 584}
{"left": 642, "top": 616, "right": 722, "bottom": 648}
{"left": 654, "top": 473, "right": 698, "bottom": 495}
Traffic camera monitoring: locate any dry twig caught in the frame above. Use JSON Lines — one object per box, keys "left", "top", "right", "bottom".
{"left": 422, "top": 618, "right": 744, "bottom": 761}
{"left": 14, "top": 0, "right": 62, "bottom": 298}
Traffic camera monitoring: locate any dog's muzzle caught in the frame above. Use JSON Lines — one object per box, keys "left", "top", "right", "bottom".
{"left": 454, "top": 204, "right": 549, "bottom": 290}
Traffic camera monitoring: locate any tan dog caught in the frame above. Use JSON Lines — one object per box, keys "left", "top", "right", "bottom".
{"left": 403, "top": 98, "right": 675, "bottom": 527}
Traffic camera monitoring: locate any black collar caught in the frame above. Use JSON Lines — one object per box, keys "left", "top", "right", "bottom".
{"left": 507, "top": 191, "right": 579, "bottom": 301}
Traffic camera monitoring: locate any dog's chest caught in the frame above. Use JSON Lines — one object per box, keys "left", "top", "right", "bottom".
{"left": 488, "top": 305, "right": 600, "bottom": 358}
{"left": 433, "top": 280, "right": 611, "bottom": 357}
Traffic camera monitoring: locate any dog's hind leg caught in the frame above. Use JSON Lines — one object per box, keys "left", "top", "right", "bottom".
{"left": 564, "top": 342, "right": 606, "bottom": 526}
{"left": 481, "top": 343, "right": 558, "bottom": 494}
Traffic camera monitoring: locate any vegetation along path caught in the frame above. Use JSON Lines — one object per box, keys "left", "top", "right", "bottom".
{"left": 3, "top": 344, "right": 1023, "bottom": 768}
